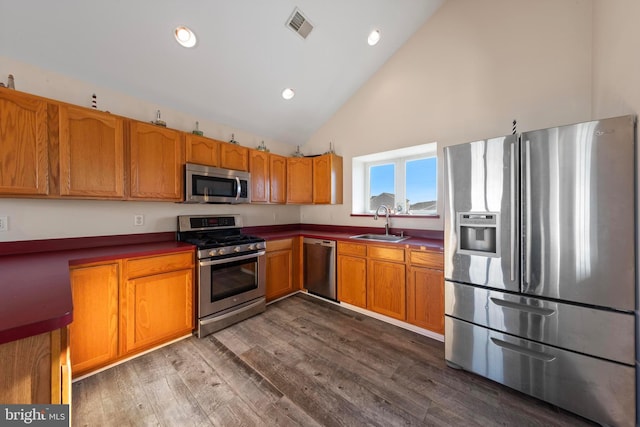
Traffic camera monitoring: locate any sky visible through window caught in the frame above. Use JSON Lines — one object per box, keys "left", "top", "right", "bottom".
{"left": 370, "top": 158, "right": 437, "bottom": 211}
{"left": 406, "top": 157, "right": 437, "bottom": 203}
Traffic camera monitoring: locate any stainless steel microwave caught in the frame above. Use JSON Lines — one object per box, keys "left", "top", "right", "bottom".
{"left": 185, "top": 163, "right": 251, "bottom": 204}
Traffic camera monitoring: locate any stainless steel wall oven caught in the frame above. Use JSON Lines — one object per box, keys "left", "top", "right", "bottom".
{"left": 177, "top": 214, "right": 266, "bottom": 338}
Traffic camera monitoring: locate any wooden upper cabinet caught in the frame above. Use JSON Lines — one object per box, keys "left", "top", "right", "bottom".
{"left": 0, "top": 89, "right": 49, "bottom": 195}
{"left": 58, "top": 105, "right": 124, "bottom": 198}
{"left": 128, "top": 121, "right": 184, "bottom": 201}
{"left": 185, "top": 134, "right": 219, "bottom": 167}
{"left": 269, "top": 153, "right": 286, "bottom": 204}
{"left": 249, "top": 149, "right": 269, "bottom": 203}
{"left": 220, "top": 143, "right": 249, "bottom": 171}
{"left": 287, "top": 157, "right": 313, "bottom": 204}
{"left": 313, "top": 153, "right": 343, "bottom": 204}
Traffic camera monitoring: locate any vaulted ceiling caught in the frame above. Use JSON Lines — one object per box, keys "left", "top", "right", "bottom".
{"left": 0, "top": 0, "right": 443, "bottom": 145}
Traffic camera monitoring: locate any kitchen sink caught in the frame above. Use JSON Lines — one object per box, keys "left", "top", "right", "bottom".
{"left": 350, "top": 233, "right": 409, "bottom": 243}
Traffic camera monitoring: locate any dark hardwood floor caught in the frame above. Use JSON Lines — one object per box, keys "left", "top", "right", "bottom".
{"left": 72, "top": 293, "right": 594, "bottom": 426}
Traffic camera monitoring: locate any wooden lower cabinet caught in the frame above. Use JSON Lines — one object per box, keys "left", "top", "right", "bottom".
{"left": 407, "top": 266, "right": 445, "bottom": 334}
{"left": 121, "top": 252, "right": 194, "bottom": 355}
{"left": 69, "top": 262, "right": 119, "bottom": 377}
{"left": 337, "top": 242, "right": 367, "bottom": 308}
{"left": 69, "top": 250, "right": 194, "bottom": 377}
{"left": 0, "top": 327, "right": 70, "bottom": 404}
{"left": 266, "top": 239, "right": 295, "bottom": 301}
{"left": 367, "top": 259, "right": 406, "bottom": 320}
{"left": 336, "top": 241, "right": 444, "bottom": 334}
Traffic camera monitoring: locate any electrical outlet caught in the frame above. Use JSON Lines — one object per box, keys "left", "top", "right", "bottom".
{"left": 0, "top": 216, "right": 7, "bottom": 232}
{"left": 134, "top": 214, "right": 144, "bottom": 226}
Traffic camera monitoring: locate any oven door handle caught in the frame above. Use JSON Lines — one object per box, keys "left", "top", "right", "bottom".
{"left": 199, "top": 251, "right": 265, "bottom": 267}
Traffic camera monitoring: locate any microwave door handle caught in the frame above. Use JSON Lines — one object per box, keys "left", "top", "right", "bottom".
{"left": 235, "top": 177, "right": 241, "bottom": 200}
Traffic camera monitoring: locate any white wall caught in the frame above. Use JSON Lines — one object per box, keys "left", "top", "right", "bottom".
{"left": 301, "top": 0, "right": 593, "bottom": 231}
{"left": 0, "top": 57, "right": 301, "bottom": 242}
{"left": 591, "top": 0, "right": 640, "bottom": 118}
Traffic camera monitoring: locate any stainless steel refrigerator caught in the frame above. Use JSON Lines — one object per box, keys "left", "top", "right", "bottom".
{"left": 443, "top": 115, "right": 636, "bottom": 427}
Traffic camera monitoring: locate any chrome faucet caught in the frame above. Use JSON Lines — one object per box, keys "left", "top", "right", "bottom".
{"left": 374, "top": 205, "right": 391, "bottom": 235}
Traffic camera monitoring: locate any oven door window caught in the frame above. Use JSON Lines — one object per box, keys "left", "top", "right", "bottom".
{"left": 209, "top": 257, "right": 258, "bottom": 301}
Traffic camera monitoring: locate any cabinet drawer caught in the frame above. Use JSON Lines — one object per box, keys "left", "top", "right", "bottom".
{"left": 267, "top": 238, "right": 292, "bottom": 252}
{"left": 409, "top": 250, "right": 444, "bottom": 269}
{"left": 125, "top": 251, "right": 193, "bottom": 278}
{"left": 368, "top": 245, "right": 404, "bottom": 262}
{"left": 337, "top": 241, "right": 367, "bottom": 257}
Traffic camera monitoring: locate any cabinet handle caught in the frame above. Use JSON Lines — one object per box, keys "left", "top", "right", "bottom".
{"left": 489, "top": 297, "right": 555, "bottom": 316}
{"left": 491, "top": 337, "right": 556, "bottom": 362}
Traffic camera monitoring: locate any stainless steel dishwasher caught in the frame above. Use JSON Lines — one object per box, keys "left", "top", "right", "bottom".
{"left": 303, "top": 238, "right": 336, "bottom": 301}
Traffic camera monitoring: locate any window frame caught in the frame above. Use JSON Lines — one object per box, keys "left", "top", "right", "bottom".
{"left": 353, "top": 142, "right": 438, "bottom": 217}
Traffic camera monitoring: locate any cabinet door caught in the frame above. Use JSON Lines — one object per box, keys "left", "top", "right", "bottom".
{"left": 337, "top": 255, "right": 367, "bottom": 308}
{"left": 287, "top": 157, "right": 313, "bottom": 204}
{"left": 249, "top": 149, "right": 269, "bottom": 203}
{"left": 269, "top": 153, "right": 286, "bottom": 204}
{"left": 313, "top": 154, "right": 343, "bottom": 204}
{"left": 0, "top": 89, "right": 49, "bottom": 195}
{"left": 128, "top": 121, "right": 184, "bottom": 200}
{"left": 185, "top": 134, "right": 219, "bottom": 167}
{"left": 220, "top": 143, "right": 249, "bottom": 171}
{"left": 121, "top": 269, "right": 193, "bottom": 354}
{"left": 59, "top": 105, "right": 124, "bottom": 198}
{"left": 69, "top": 262, "right": 119, "bottom": 376}
{"left": 367, "top": 259, "right": 406, "bottom": 320}
{"left": 407, "top": 267, "right": 444, "bottom": 334}
{"left": 266, "top": 239, "right": 294, "bottom": 301}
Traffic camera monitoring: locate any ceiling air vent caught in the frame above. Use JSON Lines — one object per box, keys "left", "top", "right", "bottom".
{"left": 287, "top": 8, "right": 313, "bottom": 39}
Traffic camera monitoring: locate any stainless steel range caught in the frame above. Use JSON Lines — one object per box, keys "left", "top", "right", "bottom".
{"left": 177, "top": 214, "right": 266, "bottom": 338}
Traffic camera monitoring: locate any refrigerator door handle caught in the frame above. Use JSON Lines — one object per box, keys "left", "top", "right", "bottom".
{"left": 489, "top": 297, "right": 555, "bottom": 316}
{"left": 523, "top": 138, "right": 532, "bottom": 287}
{"left": 509, "top": 143, "right": 516, "bottom": 282}
{"left": 490, "top": 338, "right": 556, "bottom": 362}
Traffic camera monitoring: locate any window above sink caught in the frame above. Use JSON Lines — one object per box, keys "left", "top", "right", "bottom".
{"left": 352, "top": 142, "right": 438, "bottom": 217}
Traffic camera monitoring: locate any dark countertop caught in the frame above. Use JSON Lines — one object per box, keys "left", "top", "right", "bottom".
{"left": 0, "top": 240, "right": 194, "bottom": 345}
{"left": 254, "top": 229, "right": 444, "bottom": 253}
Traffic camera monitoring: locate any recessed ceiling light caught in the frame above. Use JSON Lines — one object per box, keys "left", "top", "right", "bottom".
{"left": 282, "top": 88, "right": 295, "bottom": 100}
{"left": 367, "top": 29, "right": 381, "bottom": 46}
{"left": 174, "top": 26, "right": 197, "bottom": 48}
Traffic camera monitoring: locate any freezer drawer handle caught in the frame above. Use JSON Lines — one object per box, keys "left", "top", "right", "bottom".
{"left": 490, "top": 297, "right": 555, "bottom": 316}
{"left": 490, "top": 338, "right": 556, "bottom": 362}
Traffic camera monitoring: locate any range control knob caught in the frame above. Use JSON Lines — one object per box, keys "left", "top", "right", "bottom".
{"left": 217, "top": 249, "right": 226, "bottom": 256}
{"left": 233, "top": 246, "right": 241, "bottom": 253}
{"left": 208, "top": 250, "right": 215, "bottom": 257}
{"left": 248, "top": 244, "right": 256, "bottom": 250}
